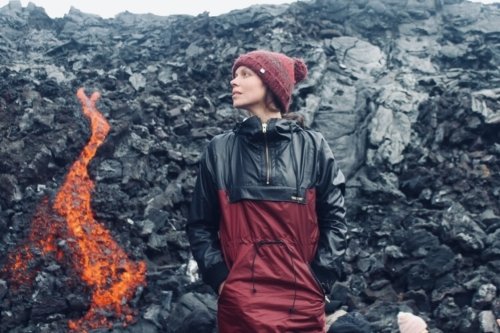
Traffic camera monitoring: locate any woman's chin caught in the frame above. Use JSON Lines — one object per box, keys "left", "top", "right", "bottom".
{"left": 233, "top": 101, "right": 244, "bottom": 109}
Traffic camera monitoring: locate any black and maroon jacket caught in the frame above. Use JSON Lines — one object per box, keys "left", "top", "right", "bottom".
{"left": 187, "top": 115, "right": 347, "bottom": 332}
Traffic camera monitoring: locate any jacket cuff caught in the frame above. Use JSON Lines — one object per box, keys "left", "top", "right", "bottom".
{"left": 311, "top": 262, "right": 338, "bottom": 294}
{"left": 203, "top": 261, "right": 230, "bottom": 294}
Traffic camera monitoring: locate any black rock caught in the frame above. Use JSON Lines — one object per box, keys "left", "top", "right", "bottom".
{"left": 0, "top": 0, "right": 499, "bottom": 331}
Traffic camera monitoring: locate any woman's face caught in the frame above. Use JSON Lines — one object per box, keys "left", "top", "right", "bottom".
{"left": 230, "top": 66, "right": 267, "bottom": 111}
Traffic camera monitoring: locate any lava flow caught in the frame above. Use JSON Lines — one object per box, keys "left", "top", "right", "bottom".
{"left": 1, "top": 88, "right": 146, "bottom": 332}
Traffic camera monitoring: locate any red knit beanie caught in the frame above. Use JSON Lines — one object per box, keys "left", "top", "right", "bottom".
{"left": 232, "top": 50, "right": 308, "bottom": 113}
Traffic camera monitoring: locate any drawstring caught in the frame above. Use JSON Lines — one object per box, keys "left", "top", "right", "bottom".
{"left": 228, "top": 135, "right": 238, "bottom": 191}
{"left": 289, "top": 124, "right": 301, "bottom": 200}
{"left": 250, "top": 239, "right": 298, "bottom": 313}
{"left": 251, "top": 240, "right": 283, "bottom": 293}
{"left": 284, "top": 243, "right": 298, "bottom": 313}
{"left": 250, "top": 242, "right": 261, "bottom": 293}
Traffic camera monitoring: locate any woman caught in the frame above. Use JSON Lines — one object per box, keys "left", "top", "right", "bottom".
{"left": 187, "top": 50, "right": 347, "bottom": 332}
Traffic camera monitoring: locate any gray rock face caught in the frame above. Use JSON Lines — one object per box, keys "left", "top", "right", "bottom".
{"left": 0, "top": 0, "right": 499, "bottom": 332}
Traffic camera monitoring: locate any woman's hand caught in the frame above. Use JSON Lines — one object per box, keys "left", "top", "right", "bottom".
{"left": 218, "top": 281, "right": 226, "bottom": 295}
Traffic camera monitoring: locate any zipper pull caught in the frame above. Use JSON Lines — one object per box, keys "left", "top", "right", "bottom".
{"left": 262, "top": 123, "right": 267, "bottom": 134}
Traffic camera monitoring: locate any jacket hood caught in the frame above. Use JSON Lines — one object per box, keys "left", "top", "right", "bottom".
{"left": 233, "top": 115, "right": 302, "bottom": 142}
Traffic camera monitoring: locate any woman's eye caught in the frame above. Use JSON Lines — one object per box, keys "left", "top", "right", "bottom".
{"left": 234, "top": 70, "right": 251, "bottom": 79}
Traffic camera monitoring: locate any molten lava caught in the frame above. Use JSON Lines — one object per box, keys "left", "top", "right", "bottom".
{"left": 1, "top": 88, "right": 146, "bottom": 332}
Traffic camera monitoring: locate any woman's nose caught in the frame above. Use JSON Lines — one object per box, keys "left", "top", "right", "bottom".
{"left": 230, "top": 78, "right": 237, "bottom": 87}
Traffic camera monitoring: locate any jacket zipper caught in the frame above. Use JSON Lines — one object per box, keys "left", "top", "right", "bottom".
{"left": 262, "top": 123, "right": 270, "bottom": 185}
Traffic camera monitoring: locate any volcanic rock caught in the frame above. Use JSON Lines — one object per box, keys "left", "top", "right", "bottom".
{"left": 0, "top": 0, "right": 499, "bottom": 332}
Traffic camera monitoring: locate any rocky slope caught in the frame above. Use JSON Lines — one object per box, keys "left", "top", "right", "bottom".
{"left": 0, "top": 0, "right": 499, "bottom": 332}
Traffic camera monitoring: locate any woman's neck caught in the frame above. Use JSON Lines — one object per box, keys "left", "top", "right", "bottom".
{"left": 247, "top": 105, "right": 281, "bottom": 124}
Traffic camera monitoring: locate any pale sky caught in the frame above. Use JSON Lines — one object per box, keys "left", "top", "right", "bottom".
{"left": 0, "top": 0, "right": 298, "bottom": 17}
{"left": 0, "top": 0, "right": 497, "bottom": 18}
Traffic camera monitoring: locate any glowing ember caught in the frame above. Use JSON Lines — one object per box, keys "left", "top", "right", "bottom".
{"left": 1, "top": 88, "right": 146, "bottom": 332}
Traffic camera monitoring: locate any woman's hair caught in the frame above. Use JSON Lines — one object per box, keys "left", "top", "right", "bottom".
{"left": 282, "top": 112, "right": 305, "bottom": 128}
{"left": 265, "top": 89, "right": 305, "bottom": 128}
{"left": 264, "top": 89, "right": 281, "bottom": 113}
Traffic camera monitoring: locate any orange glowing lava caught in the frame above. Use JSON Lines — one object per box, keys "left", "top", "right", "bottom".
{"left": 1, "top": 88, "right": 146, "bottom": 332}
{"left": 2, "top": 197, "right": 65, "bottom": 288}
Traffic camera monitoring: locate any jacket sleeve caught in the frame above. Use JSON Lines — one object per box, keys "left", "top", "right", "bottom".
{"left": 186, "top": 144, "right": 229, "bottom": 293}
{"left": 312, "top": 135, "right": 347, "bottom": 294}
